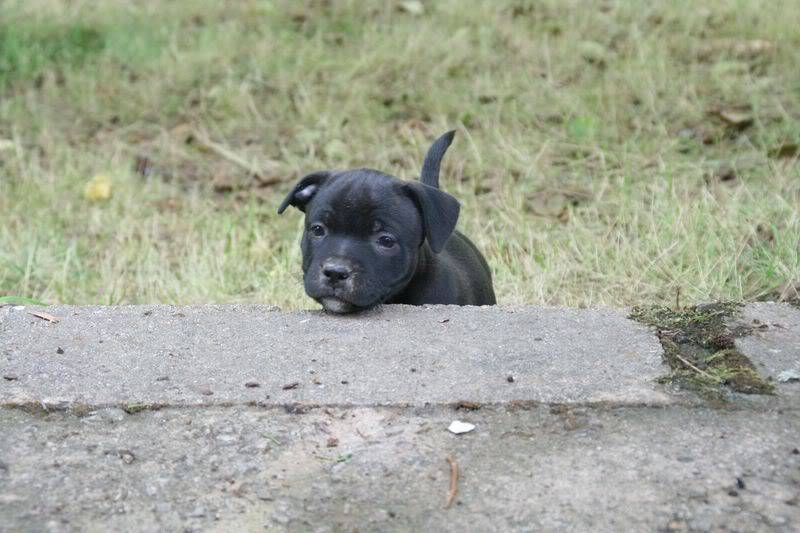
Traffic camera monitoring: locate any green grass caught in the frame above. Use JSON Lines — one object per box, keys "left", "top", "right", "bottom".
{"left": 1, "top": 0, "right": 799, "bottom": 309}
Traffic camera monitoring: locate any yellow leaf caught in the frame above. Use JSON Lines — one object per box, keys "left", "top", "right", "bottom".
{"left": 84, "top": 174, "right": 112, "bottom": 202}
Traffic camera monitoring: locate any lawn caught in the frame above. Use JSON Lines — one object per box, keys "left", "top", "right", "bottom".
{"left": 1, "top": 0, "right": 798, "bottom": 309}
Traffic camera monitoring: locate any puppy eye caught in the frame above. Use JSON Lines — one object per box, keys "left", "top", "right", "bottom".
{"left": 377, "top": 235, "right": 396, "bottom": 248}
{"left": 309, "top": 224, "right": 326, "bottom": 237}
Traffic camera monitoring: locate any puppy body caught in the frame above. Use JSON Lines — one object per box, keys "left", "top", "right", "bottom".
{"left": 388, "top": 231, "right": 494, "bottom": 307}
{"left": 279, "top": 131, "right": 495, "bottom": 313}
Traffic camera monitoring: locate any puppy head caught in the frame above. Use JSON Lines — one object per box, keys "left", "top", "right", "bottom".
{"left": 278, "top": 168, "right": 459, "bottom": 313}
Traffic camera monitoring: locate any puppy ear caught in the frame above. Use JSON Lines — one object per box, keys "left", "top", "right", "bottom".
{"left": 404, "top": 182, "right": 460, "bottom": 253}
{"left": 420, "top": 130, "right": 455, "bottom": 189}
{"left": 277, "top": 171, "right": 331, "bottom": 214}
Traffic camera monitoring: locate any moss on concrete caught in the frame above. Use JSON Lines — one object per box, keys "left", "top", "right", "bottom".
{"left": 630, "top": 303, "right": 774, "bottom": 397}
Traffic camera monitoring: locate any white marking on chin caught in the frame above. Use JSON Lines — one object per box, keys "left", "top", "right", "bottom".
{"left": 321, "top": 297, "right": 353, "bottom": 314}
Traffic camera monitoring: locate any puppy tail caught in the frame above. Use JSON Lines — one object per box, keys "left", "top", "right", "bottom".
{"left": 420, "top": 130, "right": 455, "bottom": 189}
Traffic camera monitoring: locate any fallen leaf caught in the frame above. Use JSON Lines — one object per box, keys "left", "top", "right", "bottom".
{"left": 697, "top": 39, "right": 774, "bottom": 62}
{"left": 730, "top": 39, "right": 774, "bottom": 60}
{"left": 282, "top": 381, "right": 300, "bottom": 390}
{"left": 710, "top": 108, "right": 753, "bottom": 131}
{"left": 398, "top": 1, "right": 425, "bottom": 15}
{"left": 326, "top": 437, "right": 339, "bottom": 447}
{"left": 83, "top": 174, "right": 112, "bottom": 202}
{"left": 447, "top": 420, "right": 475, "bottom": 435}
{"left": 525, "top": 187, "right": 592, "bottom": 223}
{"left": 29, "top": 311, "right": 60, "bottom": 323}
{"left": 768, "top": 143, "right": 799, "bottom": 159}
{"left": 211, "top": 173, "right": 239, "bottom": 193}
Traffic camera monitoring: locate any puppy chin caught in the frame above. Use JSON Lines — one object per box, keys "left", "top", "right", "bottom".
{"left": 319, "top": 297, "right": 358, "bottom": 314}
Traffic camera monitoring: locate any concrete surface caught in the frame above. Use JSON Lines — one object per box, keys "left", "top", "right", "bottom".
{"left": 1, "top": 303, "right": 799, "bottom": 532}
{"left": 0, "top": 304, "right": 668, "bottom": 407}
{"left": 733, "top": 302, "right": 800, "bottom": 399}
{"left": 0, "top": 405, "right": 798, "bottom": 532}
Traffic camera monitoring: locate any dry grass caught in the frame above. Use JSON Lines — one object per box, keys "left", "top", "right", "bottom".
{"left": 1, "top": 0, "right": 799, "bottom": 308}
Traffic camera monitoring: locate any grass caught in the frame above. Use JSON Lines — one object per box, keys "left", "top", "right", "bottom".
{"left": 1, "top": 0, "right": 799, "bottom": 309}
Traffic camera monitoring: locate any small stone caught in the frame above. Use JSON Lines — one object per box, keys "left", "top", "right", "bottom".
{"left": 245, "top": 381, "right": 261, "bottom": 388}
{"left": 777, "top": 369, "right": 800, "bottom": 383}
{"left": 56, "top": 347, "right": 64, "bottom": 354}
{"left": 282, "top": 382, "right": 300, "bottom": 390}
{"left": 156, "top": 376, "right": 169, "bottom": 381}
{"left": 118, "top": 450, "right": 135, "bottom": 464}
{"left": 448, "top": 420, "right": 475, "bottom": 434}
{"left": 2, "top": 374, "right": 18, "bottom": 381}
{"left": 326, "top": 437, "right": 339, "bottom": 448}
{"left": 736, "top": 477, "right": 746, "bottom": 490}
{"left": 506, "top": 375, "right": 515, "bottom": 383}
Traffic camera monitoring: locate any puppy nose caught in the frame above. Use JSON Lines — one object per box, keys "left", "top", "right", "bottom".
{"left": 322, "top": 260, "right": 352, "bottom": 282}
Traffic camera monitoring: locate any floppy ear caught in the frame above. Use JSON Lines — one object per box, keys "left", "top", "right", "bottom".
{"left": 420, "top": 130, "right": 455, "bottom": 189}
{"left": 404, "top": 182, "right": 460, "bottom": 253}
{"left": 277, "top": 171, "right": 331, "bottom": 214}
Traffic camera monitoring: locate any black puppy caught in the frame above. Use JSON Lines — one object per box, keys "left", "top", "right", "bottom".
{"left": 278, "top": 131, "right": 495, "bottom": 314}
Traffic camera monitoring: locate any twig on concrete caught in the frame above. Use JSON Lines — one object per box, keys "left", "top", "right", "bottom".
{"left": 445, "top": 456, "right": 459, "bottom": 508}
{"left": 29, "top": 311, "right": 60, "bottom": 323}
{"left": 673, "top": 352, "right": 717, "bottom": 382}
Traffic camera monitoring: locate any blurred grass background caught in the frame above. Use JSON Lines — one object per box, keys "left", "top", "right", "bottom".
{"left": 0, "top": 0, "right": 798, "bottom": 308}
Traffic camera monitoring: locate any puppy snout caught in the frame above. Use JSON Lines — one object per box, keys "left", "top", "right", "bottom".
{"left": 322, "top": 259, "right": 353, "bottom": 283}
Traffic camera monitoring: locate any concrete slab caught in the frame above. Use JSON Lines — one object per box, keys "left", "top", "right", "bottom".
{"left": 0, "top": 405, "right": 797, "bottom": 532}
{"left": 735, "top": 303, "right": 800, "bottom": 397}
{"left": 0, "top": 305, "right": 669, "bottom": 408}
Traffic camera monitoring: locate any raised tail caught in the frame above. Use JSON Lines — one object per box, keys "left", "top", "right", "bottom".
{"left": 420, "top": 130, "right": 456, "bottom": 189}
